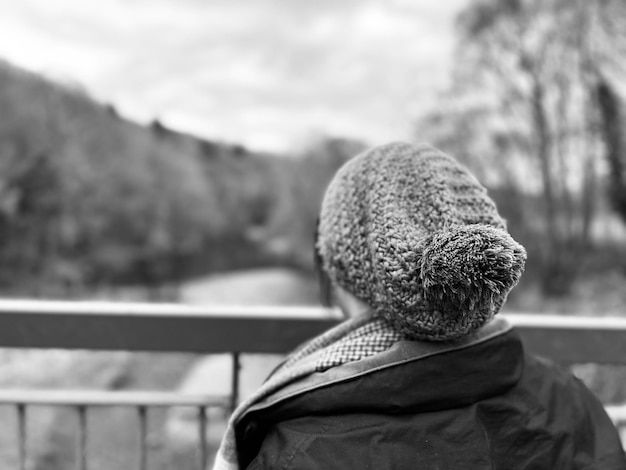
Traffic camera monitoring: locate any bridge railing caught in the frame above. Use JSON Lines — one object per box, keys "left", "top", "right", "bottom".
{"left": 0, "top": 299, "right": 624, "bottom": 469}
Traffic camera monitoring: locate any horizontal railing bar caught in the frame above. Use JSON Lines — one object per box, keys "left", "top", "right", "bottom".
{"left": 0, "top": 300, "right": 340, "bottom": 354}
{"left": 6, "top": 299, "right": 626, "bottom": 328}
{"left": 0, "top": 390, "right": 229, "bottom": 407}
{"left": 1, "top": 300, "right": 626, "bottom": 330}
{"left": 0, "top": 391, "right": 622, "bottom": 424}
{"left": 0, "top": 299, "right": 624, "bottom": 329}
{"left": 507, "top": 314, "right": 626, "bottom": 330}
{"left": 0, "top": 300, "right": 624, "bottom": 363}
{"left": 0, "top": 299, "right": 342, "bottom": 319}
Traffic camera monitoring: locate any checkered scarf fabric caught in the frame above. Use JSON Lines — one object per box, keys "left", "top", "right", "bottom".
{"left": 281, "top": 316, "right": 405, "bottom": 372}
{"left": 212, "top": 316, "right": 405, "bottom": 470}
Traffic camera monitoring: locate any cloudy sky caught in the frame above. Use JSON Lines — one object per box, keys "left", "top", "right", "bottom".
{"left": 0, "top": 0, "right": 469, "bottom": 152}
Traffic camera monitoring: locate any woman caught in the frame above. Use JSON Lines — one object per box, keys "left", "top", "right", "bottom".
{"left": 213, "top": 142, "right": 626, "bottom": 470}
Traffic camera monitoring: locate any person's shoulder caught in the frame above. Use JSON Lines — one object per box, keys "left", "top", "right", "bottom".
{"left": 521, "top": 353, "right": 615, "bottom": 423}
{"left": 523, "top": 353, "right": 588, "bottom": 391}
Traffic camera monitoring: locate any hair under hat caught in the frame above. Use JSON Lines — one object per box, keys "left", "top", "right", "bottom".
{"left": 316, "top": 142, "right": 526, "bottom": 341}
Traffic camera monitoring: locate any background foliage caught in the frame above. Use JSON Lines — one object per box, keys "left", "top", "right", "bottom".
{"left": 416, "top": 0, "right": 626, "bottom": 298}
{"left": 0, "top": 0, "right": 625, "bottom": 305}
{"left": 0, "top": 62, "right": 279, "bottom": 297}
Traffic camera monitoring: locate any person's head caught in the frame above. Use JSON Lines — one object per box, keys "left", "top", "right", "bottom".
{"left": 314, "top": 142, "right": 526, "bottom": 341}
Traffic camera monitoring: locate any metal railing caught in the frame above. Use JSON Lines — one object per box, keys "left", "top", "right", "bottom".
{"left": 0, "top": 299, "right": 624, "bottom": 469}
{"left": 0, "top": 390, "right": 229, "bottom": 470}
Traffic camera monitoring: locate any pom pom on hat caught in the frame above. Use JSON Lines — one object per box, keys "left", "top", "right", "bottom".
{"left": 317, "top": 142, "right": 527, "bottom": 341}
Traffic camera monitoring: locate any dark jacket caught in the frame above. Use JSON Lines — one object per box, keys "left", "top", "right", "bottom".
{"left": 235, "top": 320, "right": 626, "bottom": 470}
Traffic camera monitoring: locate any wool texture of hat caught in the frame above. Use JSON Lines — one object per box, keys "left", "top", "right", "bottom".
{"left": 316, "top": 142, "right": 527, "bottom": 341}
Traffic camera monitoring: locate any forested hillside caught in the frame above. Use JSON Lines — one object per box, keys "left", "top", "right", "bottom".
{"left": 0, "top": 61, "right": 282, "bottom": 297}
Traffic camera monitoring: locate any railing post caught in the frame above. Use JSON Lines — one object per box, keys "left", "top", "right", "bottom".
{"left": 138, "top": 405, "right": 148, "bottom": 470}
{"left": 198, "top": 406, "right": 207, "bottom": 470}
{"left": 77, "top": 405, "right": 88, "bottom": 470}
{"left": 17, "top": 404, "right": 26, "bottom": 470}
{"left": 231, "top": 353, "right": 241, "bottom": 413}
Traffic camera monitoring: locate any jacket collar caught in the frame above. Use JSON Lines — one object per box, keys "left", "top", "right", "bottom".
{"left": 240, "top": 317, "right": 523, "bottom": 421}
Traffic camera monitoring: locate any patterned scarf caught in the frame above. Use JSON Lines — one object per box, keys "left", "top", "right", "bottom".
{"left": 212, "top": 315, "right": 405, "bottom": 470}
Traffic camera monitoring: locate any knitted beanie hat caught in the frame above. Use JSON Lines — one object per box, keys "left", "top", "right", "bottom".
{"left": 316, "top": 142, "right": 526, "bottom": 341}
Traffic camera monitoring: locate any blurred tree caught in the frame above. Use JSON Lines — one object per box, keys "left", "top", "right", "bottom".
{"left": 196, "top": 140, "right": 276, "bottom": 234}
{"left": 416, "top": 0, "right": 626, "bottom": 295}
{"left": 257, "top": 137, "right": 366, "bottom": 271}
{"left": 596, "top": 78, "right": 626, "bottom": 225}
{"left": 571, "top": 0, "right": 626, "bottom": 227}
{"left": 0, "top": 64, "right": 71, "bottom": 294}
